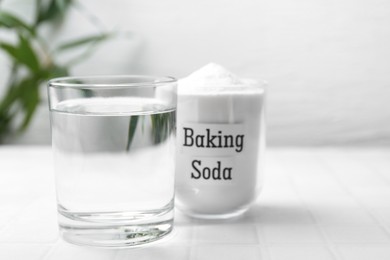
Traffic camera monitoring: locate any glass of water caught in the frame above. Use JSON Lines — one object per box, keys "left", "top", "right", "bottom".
{"left": 47, "top": 75, "right": 177, "bottom": 247}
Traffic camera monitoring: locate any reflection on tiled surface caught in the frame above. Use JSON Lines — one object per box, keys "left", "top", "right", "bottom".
{"left": 0, "top": 199, "right": 58, "bottom": 243}
{"left": 1, "top": 147, "right": 390, "bottom": 259}
{"left": 261, "top": 225, "right": 325, "bottom": 244}
{"left": 116, "top": 245, "right": 190, "bottom": 260}
{"left": 268, "top": 246, "right": 335, "bottom": 260}
{"left": 191, "top": 245, "right": 262, "bottom": 260}
{"left": 322, "top": 226, "right": 390, "bottom": 243}
{"left": 0, "top": 244, "right": 51, "bottom": 260}
{"left": 310, "top": 207, "right": 377, "bottom": 226}
{"left": 336, "top": 245, "right": 390, "bottom": 260}
{"left": 252, "top": 205, "right": 315, "bottom": 225}
{"left": 192, "top": 223, "right": 259, "bottom": 244}
{"left": 46, "top": 241, "right": 118, "bottom": 260}
{"left": 372, "top": 207, "right": 390, "bottom": 227}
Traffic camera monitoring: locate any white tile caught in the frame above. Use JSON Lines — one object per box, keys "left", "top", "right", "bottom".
{"left": 117, "top": 245, "right": 190, "bottom": 260}
{"left": 0, "top": 199, "right": 58, "bottom": 243}
{"left": 162, "top": 225, "right": 193, "bottom": 245}
{"left": 337, "top": 245, "right": 390, "bottom": 260}
{"left": 303, "top": 196, "right": 360, "bottom": 208}
{"left": 370, "top": 160, "right": 390, "bottom": 183}
{"left": 290, "top": 171, "right": 342, "bottom": 193}
{"left": 352, "top": 189, "right": 390, "bottom": 208}
{"left": 269, "top": 246, "right": 335, "bottom": 260}
{"left": 310, "top": 207, "right": 377, "bottom": 226}
{"left": 258, "top": 186, "right": 303, "bottom": 207}
{"left": 324, "top": 159, "right": 388, "bottom": 189}
{"left": 251, "top": 205, "right": 314, "bottom": 226}
{"left": 295, "top": 186, "right": 347, "bottom": 200}
{"left": 262, "top": 226, "right": 325, "bottom": 244}
{"left": 372, "top": 207, "right": 390, "bottom": 227}
{"left": 0, "top": 174, "right": 40, "bottom": 204}
{"left": 290, "top": 172, "right": 347, "bottom": 197}
{"left": 0, "top": 203, "right": 28, "bottom": 229}
{"left": 323, "top": 226, "right": 390, "bottom": 243}
{"left": 191, "top": 245, "right": 262, "bottom": 260}
{"left": 193, "top": 223, "right": 259, "bottom": 244}
{"left": 0, "top": 244, "right": 51, "bottom": 260}
{"left": 46, "top": 241, "right": 118, "bottom": 260}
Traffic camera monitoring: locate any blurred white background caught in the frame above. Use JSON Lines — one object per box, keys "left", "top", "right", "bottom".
{"left": 1, "top": 0, "right": 389, "bottom": 146}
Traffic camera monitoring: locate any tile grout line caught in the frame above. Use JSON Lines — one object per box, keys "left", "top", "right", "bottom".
{"left": 319, "top": 154, "right": 390, "bottom": 240}
{"left": 281, "top": 150, "right": 345, "bottom": 260}
{"left": 353, "top": 152, "right": 390, "bottom": 234}
{"left": 315, "top": 151, "right": 390, "bottom": 260}
{"left": 186, "top": 225, "right": 196, "bottom": 260}
{"left": 0, "top": 196, "right": 39, "bottom": 234}
{"left": 257, "top": 150, "right": 281, "bottom": 260}
{"left": 364, "top": 158, "right": 390, "bottom": 187}
{"left": 40, "top": 238, "right": 61, "bottom": 260}
{"left": 255, "top": 220, "right": 273, "bottom": 260}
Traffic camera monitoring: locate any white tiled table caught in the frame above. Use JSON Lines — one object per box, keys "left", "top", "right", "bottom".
{"left": 1, "top": 146, "right": 390, "bottom": 260}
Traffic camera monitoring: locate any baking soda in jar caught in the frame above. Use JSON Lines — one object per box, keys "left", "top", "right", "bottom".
{"left": 175, "top": 63, "right": 266, "bottom": 219}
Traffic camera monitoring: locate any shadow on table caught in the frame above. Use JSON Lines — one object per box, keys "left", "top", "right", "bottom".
{"left": 175, "top": 203, "right": 314, "bottom": 226}
{"left": 246, "top": 204, "right": 314, "bottom": 225}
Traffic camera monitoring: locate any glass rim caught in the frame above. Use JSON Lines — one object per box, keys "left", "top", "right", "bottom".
{"left": 48, "top": 75, "right": 177, "bottom": 89}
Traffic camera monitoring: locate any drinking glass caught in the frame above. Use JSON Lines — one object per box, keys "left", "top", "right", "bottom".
{"left": 47, "top": 75, "right": 177, "bottom": 247}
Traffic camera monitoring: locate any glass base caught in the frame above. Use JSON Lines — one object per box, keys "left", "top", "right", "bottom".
{"left": 60, "top": 222, "right": 173, "bottom": 248}
{"left": 58, "top": 204, "right": 174, "bottom": 248}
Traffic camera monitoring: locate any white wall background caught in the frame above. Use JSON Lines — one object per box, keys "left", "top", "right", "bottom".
{"left": 1, "top": 0, "right": 390, "bottom": 146}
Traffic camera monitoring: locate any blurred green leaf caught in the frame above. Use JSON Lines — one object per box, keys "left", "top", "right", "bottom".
{"left": 56, "top": 33, "right": 111, "bottom": 52}
{"left": 48, "top": 65, "right": 69, "bottom": 78}
{"left": 0, "top": 113, "right": 12, "bottom": 138}
{"left": 0, "top": 11, "right": 35, "bottom": 35}
{"left": 18, "top": 35, "right": 40, "bottom": 72}
{"left": 35, "top": 0, "right": 73, "bottom": 25}
{"left": 0, "top": 0, "right": 117, "bottom": 142}
{"left": 0, "top": 77, "right": 26, "bottom": 140}
{"left": 55, "top": 0, "right": 71, "bottom": 13}
{"left": 0, "top": 74, "right": 43, "bottom": 133}
{"left": 0, "top": 42, "right": 18, "bottom": 60}
{"left": 0, "top": 35, "right": 40, "bottom": 72}
{"left": 0, "top": 78, "right": 20, "bottom": 113}
{"left": 0, "top": 64, "right": 69, "bottom": 139}
{"left": 18, "top": 76, "right": 41, "bottom": 131}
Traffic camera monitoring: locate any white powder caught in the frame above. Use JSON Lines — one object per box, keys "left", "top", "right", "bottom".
{"left": 178, "top": 63, "right": 259, "bottom": 94}
{"left": 179, "top": 63, "right": 243, "bottom": 88}
{"left": 175, "top": 63, "right": 266, "bottom": 219}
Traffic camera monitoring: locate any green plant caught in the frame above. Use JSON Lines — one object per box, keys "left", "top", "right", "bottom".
{"left": 0, "top": 0, "right": 111, "bottom": 143}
